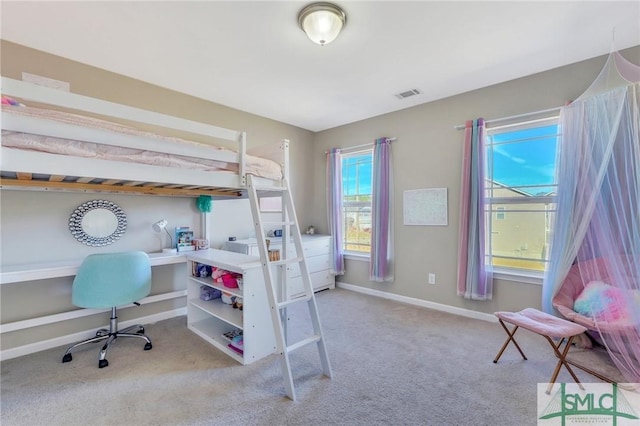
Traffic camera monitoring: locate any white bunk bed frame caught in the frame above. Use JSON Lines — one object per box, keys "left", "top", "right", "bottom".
{"left": 0, "top": 80, "right": 332, "bottom": 399}
{"left": 1, "top": 77, "right": 289, "bottom": 197}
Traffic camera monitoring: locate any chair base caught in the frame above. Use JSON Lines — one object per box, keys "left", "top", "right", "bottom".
{"left": 62, "top": 306, "right": 152, "bottom": 368}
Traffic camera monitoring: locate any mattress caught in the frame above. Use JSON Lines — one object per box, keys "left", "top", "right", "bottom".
{"left": 1, "top": 104, "right": 283, "bottom": 181}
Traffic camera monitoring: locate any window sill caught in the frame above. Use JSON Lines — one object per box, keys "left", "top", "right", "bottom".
{"left": 493, "top": 268, "right": 544, "bottom": 286}
{"left": 344, "top": 252, "right": 370, "bottom": 262}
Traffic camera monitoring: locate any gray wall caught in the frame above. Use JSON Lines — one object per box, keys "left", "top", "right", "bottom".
{"left": 310, "top": 46, "right": 640, "bottom": 315}
{"left": 1, "top": 40, "right": 638, "bottom": 354}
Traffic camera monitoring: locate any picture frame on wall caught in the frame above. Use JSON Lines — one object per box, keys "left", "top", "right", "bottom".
{"left": 403, "top": 188, "right": 448, "bottom": 226}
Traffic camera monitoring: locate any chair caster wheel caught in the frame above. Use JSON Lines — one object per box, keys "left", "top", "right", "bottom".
{"left": 96, "top": 329, "right": 108, "bottom": 337}
{"left": 62, "top": 353, "right": 72, "bottom": 363}
{"left": 144, "top": 342, "right": 152, "bottom": 351}
{"left": 99, "top": 359, "right": 109, "bottom": 368}
{"left": 137, "top": 327, "right": 145, "bottom": 334}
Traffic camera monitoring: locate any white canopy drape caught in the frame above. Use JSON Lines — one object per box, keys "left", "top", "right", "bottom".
{"left": 542, "top": 51, "right": 640, "bottom": 385}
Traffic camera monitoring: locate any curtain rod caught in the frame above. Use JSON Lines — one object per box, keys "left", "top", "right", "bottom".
{"left": 453, "top": 106, "right": 562, "bottom": 130}
{"left": 325, "top": 137, "right": 396, "bottom": 154}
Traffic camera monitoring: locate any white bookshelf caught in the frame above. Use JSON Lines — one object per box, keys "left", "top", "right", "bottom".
{"left": 186, "top": 249, "right": 276, "bottom": 365}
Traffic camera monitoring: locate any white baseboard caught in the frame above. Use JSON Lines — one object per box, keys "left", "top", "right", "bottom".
{"left": 0, "top": 308, "right": 187, "bottom": 361}
{"left": 336, "top": 281, "right": 498, "bottom": 323}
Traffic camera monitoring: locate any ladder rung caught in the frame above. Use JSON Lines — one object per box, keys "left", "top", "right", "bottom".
{"left": 268, "top": 256, "right": 303, "bottom": 267}
{"left": 261, "top": 221, "right": 296, "bottom": 226}
{"left": 254, "top": 186, "right": 286, "bottom": 194}
{"left": 277, "top": 294, "right": 312, "bottom": 309}
{"left": 286, "top": 335, "right": 322, "bottom": 354}
{"left": 254, "top": 185, "right": 286, "bottom": 191}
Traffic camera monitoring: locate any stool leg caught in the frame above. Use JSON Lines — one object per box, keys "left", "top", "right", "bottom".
{"left": 493, "top": 320, "right": 527, "bottom": 363}
{"left": 544, "top": 336, "right": 585, "bottom": 394}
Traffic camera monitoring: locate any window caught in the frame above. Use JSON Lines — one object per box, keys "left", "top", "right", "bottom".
{"left": 485, "top": 117, "right": 559, "bottom": 273}
{"left": 342, "top": 150, "right": 373, "bottom": 254}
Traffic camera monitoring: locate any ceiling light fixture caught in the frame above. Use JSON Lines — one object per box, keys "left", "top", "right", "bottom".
{"left": 298, "top": 2, "right": 347, "bottom": 46}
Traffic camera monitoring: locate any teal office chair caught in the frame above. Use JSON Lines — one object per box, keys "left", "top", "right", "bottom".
{"left": 62, "top": 251, "right": 153, "bottom": 368}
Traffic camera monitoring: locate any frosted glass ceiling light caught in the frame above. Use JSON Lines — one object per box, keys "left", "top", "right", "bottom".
{"left": 298, "top": 2, "right": 347, "bottom": 46}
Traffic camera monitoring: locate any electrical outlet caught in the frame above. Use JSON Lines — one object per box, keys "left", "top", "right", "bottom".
{"left": 428, "top": 273, "right": 436, "bottom": 285}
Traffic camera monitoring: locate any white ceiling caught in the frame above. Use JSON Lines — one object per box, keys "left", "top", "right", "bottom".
{"left": 2, "top": 1, "right": 639, "bottom": 132}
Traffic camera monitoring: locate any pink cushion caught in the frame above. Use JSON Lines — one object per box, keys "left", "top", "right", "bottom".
{"left": 495, "top": 308, "right": 587, "bottom": 338}
{"left": 552, "top": 255, "right": 639, "bottom": 331}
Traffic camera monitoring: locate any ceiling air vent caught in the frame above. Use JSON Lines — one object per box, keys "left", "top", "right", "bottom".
{"left": 395, "top": 89, "right": 422, "bottom": 100}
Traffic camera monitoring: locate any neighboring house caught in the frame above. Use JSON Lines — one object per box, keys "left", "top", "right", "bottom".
{"left": 347, "top": 206, "right": 371, "bottom": 232}
{"left": 489, "top": 181, "right": 555, "bottom": 271}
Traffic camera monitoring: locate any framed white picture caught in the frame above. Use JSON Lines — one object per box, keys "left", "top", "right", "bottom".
{"left": 403, "top": 188, "right": 448, "bottom": 226}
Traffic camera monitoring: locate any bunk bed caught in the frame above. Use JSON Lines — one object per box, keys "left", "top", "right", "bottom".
{"left": 1, "top": 78, "right": 332, "bottom": 400}
{"left": 1, "top": 77, "right": 289, "bottom": 197}
{"left": 0, "top": 77, "right": 289, "bottom": 353}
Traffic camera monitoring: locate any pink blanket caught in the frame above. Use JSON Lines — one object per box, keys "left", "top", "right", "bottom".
{"left": 2, "top": 104, "right": 283, "bottom": 180}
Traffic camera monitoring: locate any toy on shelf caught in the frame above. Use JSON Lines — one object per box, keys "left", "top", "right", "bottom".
{"left": 211, "top": 267, "right": 242, "bottom": 289}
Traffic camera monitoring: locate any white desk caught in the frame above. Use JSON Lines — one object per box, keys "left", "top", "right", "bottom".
{"left": 0, "top": 252, "right": 188, "bottom": 341}
{"left": 0, "top": 252, "right": 186, "bottom": 284}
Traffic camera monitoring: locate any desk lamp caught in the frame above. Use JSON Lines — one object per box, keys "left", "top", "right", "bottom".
{"left": 152, "top": 219, "right": 177, "bottom": 254}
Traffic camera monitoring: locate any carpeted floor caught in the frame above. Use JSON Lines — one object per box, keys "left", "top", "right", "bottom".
{"left": 0, "top": 288, "right": 620, "bottom": 426}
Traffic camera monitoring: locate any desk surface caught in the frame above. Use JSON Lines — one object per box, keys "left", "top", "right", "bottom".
{"left": 187, "top": 248, "right": 262, "bottom": 273}
{"left": 0, "top": 252, "right": 186, "bottom": 284}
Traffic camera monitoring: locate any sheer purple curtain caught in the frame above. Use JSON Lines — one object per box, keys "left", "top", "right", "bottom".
{"left": 369, "top": 138, "right": 394, "bottom": 282}
{"left": 457, "top": 119, "right": 493, "bottom": 300}
{"left": 326, "top": 148, "right": 344, "bottom": 275}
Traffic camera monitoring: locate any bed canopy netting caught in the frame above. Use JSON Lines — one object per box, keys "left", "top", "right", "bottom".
{"left": 542, "top": 50, "right": 640, "bottom": 386}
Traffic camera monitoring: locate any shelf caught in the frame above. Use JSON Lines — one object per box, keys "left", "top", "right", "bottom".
{"left": 188, "top": 275, "right": 242, "bottom": 298}
{"left": 188, "top": 318, "right": 243, "bottom": 364}
{"left": 189, "top": 297, "right": 243, "bottom": 329}
{"left": 185, "top": 251, "right": 276, "bottom": 365}
{"left": 187, "top": 249, "right": 261, "bottom": 274}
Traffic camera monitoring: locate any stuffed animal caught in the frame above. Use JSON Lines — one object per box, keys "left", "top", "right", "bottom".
{"left": 211, "top": 267, "right": 241, "bottom": 288}
{"left": 199, "top": 285, "right": 221, "bottom": 301}
{"left": 233, "top": 296, "right": 243, "bottom": 311}
{"left": 221, "top": 291, "right": 234, "bottom": 305}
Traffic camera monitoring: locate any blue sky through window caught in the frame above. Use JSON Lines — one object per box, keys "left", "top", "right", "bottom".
{"left": 343, "top": 153, "right": 372, "bottom": 196}
{"left": 488, "top": 124, "right": 558, "bottom": 195}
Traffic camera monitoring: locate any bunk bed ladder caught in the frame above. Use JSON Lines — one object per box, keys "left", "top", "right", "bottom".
{"left": 247, "top": 175, "right": 332, "bottom": 401}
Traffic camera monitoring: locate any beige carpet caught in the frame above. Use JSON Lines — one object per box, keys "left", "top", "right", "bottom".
{"left": 1, "top": 288, "right": 620, "bottom": 426}
{"left": 565, "top": 346, "right": 626, "bottom": 382}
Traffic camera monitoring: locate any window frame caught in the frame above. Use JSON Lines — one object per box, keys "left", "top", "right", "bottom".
{"left": 341, "top": 148, "right": 374, "bottom": 257}
{"left": 484, "top": 116, "right": 559, "bottom": 281}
